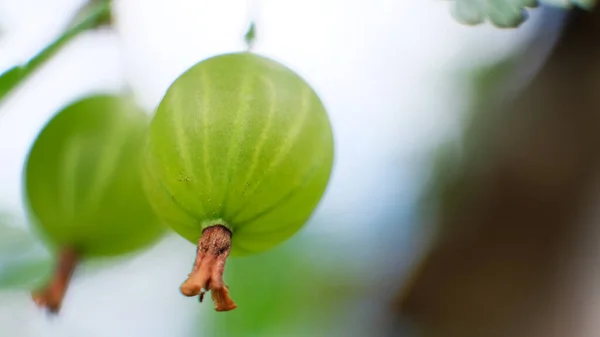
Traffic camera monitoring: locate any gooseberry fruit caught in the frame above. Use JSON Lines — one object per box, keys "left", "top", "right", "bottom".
{"left": 142, "top": 52, "right": 334, "bottom": 311}
{"left": 24, "top": 95, "right": 165, "bottom": 314}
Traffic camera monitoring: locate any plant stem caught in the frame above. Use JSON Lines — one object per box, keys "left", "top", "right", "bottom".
{"left": 31, "top": 247, "right": 78, "bottom": 314}
{"left": 180, "top": 225, "right": 238, "bottom": 312}
{"left": 0, "top": 0, "right": 112, "bottom": 104}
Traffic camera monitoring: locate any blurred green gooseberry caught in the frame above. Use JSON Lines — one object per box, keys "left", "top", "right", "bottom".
{"left": 142, "top": 52, "right": 334, "bottom": 311}
{"left": 24, "top": 95, "right": 165, "bottom": 314}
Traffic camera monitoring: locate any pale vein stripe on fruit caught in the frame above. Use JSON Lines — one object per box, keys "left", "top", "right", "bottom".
{"left": 236, "top": 120, "right": 329, "bottom": 228}
{"left": 235, "top": 75, "right": 277, "bottom": 203}
{"left": 170, "top": 81, "right": 208, "bottom": 217}
{"left": 262, "top": 86, "right": 312, "bottom": 180}
{"left": 198, "top": 70, "right": 213, "bottom": 189}
{"left": 221, "top": 75, "right": 252, "bottom": 214}
{"left": 234, "top": 153, "right": 321, "bottom": 227}
{"left": 230, "top": 86, "right": 313, "bottom": 219}
{"left": 171, "top": 87, "right": 197, "bottom": 185}
{"left": 82, "top": 114, "right": 128, "bottom": 215}
{"left": 60, "top": 136, "right": 84, "bottom": 222}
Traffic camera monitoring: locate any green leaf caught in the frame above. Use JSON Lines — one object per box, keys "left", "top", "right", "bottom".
{"left": 0, "top": 214, "right": 53, "bottom": 290}
{"left": 0, "top": 0, "right": 111, "bottom": 106}
{"left": 450, "top": 0, "right": 595, "bottom": 28}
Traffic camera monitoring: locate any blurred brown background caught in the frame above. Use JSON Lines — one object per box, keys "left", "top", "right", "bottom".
{"left": 394, "top": 8, "right": 600, "bottom": 337}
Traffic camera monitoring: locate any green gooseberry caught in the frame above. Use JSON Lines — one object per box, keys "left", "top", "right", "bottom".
{"left": 24, "top": 94, "right": 166, "bottom": 314}
{"left": 142, "top": 52, "right": 334, "bottom": 311}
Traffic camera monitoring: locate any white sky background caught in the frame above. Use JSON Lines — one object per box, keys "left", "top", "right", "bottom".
{"left": 0, "top": 0, "right": 558, "bottom": 336}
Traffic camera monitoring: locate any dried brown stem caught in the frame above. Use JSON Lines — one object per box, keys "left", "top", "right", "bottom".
{"left": 180, "top": 225, "right": 237, "bottom": 311}
{"left": 31, "top": 247, "right": 78, "bottom": 314}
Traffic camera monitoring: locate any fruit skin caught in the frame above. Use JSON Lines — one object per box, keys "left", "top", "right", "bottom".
{"left": 24, "top": 95, "right": 165, "bottom": 257}
{"left": 143, "top": 52, "right": 334, "bottom": 256}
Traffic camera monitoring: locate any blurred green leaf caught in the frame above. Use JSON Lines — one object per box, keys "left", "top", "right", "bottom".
{"left": 0, "top": 0, "right": 111, "bottom": 107}
{"left": 199, "top": 238, "right": 359, "bottom": 337}
{"left": 0, "top": 213, "right": 53, "bottom": 290}
{"left": 450, "top": 0, "right": 595, "bottom": 28}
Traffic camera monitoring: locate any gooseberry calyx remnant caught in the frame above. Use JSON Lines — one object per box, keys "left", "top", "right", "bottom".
{"left": 180, "top": 224, "right": 237, "bottom": 311}
{"left": 31, "top": 248, "right": 78, "bottom": 314}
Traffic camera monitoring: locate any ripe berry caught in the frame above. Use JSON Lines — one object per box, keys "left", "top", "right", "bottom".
{"left": 24, "top": 95, "right": 165, "bottom": 314}
{"left": 142, "top": 52, "right": 334, "bottom": 311}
